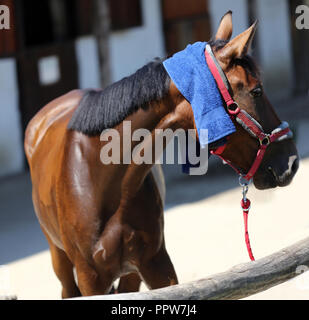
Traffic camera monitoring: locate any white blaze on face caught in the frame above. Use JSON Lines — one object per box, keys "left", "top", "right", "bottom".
{"left": 279, "top": 155, "right": 298, "bottom": 181}
{"left": 287, "top": 155, "right": 298, "bottom": 174}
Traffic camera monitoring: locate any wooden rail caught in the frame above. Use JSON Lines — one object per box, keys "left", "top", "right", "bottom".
{"left": 74, "top": 236, "right": 309, "bottom": 300}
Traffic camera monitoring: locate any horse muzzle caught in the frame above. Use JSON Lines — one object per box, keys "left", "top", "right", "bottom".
{"left": 253, "top": 151, "right": 299, "bottom": 190}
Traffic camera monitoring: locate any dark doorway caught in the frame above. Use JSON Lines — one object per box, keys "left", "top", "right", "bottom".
{"left": 15, "top": 0, "right": 81, "bottom": 133}
{"left": 161, "top": 0, "right": 212, "bottom": 56}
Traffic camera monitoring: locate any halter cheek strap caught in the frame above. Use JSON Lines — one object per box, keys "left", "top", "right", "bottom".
{"left": 205, "top": 44, "right": 293, "bottom": 182}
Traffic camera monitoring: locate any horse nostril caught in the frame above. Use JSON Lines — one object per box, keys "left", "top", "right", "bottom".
{"left": 268, "top": 166, "right": 277, "bottom": 179}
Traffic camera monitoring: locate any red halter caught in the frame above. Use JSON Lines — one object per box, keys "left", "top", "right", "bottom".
{"left": 205, "top": 45, "right": 293, "bottom": 261}
{"left": 205, "top": 45, "right": 291, "bottom": 181}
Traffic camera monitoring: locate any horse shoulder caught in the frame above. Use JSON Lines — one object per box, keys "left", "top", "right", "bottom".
{"left": 24, "top": 89, "right": 85, "bottom": 161}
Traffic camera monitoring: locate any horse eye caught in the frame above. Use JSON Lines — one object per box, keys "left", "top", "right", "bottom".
{"left": 251, "top": 86, "right": 263, "bottom": 97}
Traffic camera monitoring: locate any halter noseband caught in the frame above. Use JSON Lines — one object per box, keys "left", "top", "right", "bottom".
{"left": 205, "top": 44, "right": 293, "bottom": 182}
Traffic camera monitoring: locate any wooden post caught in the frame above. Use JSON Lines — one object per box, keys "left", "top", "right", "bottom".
{"left": 94, "top": 0, "right": 111, "bottom": 89}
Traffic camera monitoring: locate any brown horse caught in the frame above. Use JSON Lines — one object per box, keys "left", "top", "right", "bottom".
{"left": 24, "top": 12, "right": 298, "bottom": 298}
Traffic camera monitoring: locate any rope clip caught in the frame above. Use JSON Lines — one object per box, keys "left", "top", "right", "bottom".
{"left": 239, "top": 175, "right": 251, "bottom": 204}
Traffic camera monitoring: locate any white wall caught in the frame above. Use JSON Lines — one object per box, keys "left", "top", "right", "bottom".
{"left": 0, "top": 58, "right": 24, "bottom": 177}
{"left": 209, "top": 0, "right": 249, "bottom": 39}
{"left": 255, "top": 0, "right": 293, "bottom": 99}
{"left": 109, "top": 0, "right": 165, "bottom": 82}
{"left": 75, "top": 36, "right": 101, "bottom": 89}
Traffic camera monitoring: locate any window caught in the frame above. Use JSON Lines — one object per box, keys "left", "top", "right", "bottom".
{"left": 19, "top": 0, "right": 143, "bottom": 48}
{"left": 109, "top": 0, "right": 142, "bottom": 31}
{"left": 21, "top": 0, "right": 78, "bottom": 47}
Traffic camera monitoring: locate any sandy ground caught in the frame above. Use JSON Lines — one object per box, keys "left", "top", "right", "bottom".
{"left": 164, "top": 158, "right": 309, "bottom": 300}
{"left": 1, "top": 120, "right": 309, "bottom": 300}
{"left": 2, "top": 156, "right": 309, "bottom": 300}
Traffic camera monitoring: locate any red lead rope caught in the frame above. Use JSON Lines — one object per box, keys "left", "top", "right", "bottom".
{"left": 241, "top": 198, "right": 255, "bottom": 261}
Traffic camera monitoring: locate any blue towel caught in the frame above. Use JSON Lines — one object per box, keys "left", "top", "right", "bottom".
{"left": 163, "top": 42, "right": 236, "bottom": 174}
{"left": 163, "top": 42, "right": 236, "bottom": 148}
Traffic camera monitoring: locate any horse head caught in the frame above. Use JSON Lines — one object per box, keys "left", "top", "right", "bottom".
{"left": 209, "top": 11, "right": 299, "bottom": 189}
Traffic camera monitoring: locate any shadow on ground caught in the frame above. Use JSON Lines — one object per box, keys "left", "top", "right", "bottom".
{"left": 162, "top": 158, "right": 238, "bottom": 210}
{"left": 0, "top": 173, "right": 48, "bottom": 264}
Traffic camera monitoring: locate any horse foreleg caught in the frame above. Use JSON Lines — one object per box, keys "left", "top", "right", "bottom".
{"left": 139, "top": 246, "right": 178, "bottom": 290}
{"left": 74, "top": 254, "right": 115, "bottom": 297}
{"left": 117, "top": 272, "right": 142, "bottom": 293}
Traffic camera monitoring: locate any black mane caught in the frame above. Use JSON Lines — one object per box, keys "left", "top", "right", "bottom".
{"left": 68, "top": 59, "right": 171, "bottom": 136}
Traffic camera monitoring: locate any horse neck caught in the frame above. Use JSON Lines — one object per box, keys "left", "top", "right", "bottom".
{"left": 144, "top": 82, "right": 193, "bottom": 131}
{"left": 120, "top": 85, "right": 193, "bottom": 199}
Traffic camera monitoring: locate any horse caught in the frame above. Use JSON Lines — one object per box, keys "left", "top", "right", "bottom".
{"left": 24, "top": 11, "right": 299, "bottom": 298}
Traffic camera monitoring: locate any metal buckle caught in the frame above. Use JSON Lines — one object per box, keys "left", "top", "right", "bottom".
{"left": 227, "top": 102, "right": 240, "bottom": 115}
{"left": 259, "top": 135, "right": 270, "bottom": 146}
{"left": 239, "top": 175, "right": 251, "bottom": 188}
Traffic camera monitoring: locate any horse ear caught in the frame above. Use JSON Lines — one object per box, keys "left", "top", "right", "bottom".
{"left": 215, "top": 10, "right": 233, "bottom": 41}
{"left": 218, "top": 21, "right": 258, "bottom": 63}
